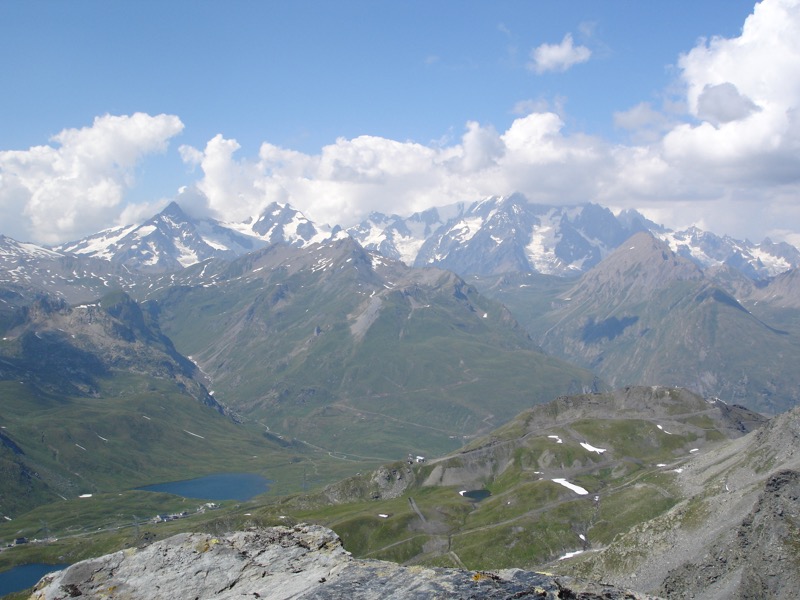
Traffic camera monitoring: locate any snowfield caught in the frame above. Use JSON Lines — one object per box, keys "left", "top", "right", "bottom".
{"left": 551, "top": 478, "right": 589, "bottom": 495}
{"left": 580, "top": 442, "right": 606, "bottom": 454}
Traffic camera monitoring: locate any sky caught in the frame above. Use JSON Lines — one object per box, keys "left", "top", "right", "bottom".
{"left": 2, "top": 0, "right": 800, "bottom": 247}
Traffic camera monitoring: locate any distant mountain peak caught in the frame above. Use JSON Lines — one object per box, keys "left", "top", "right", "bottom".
{"left": 582, "top": 230, "right": 704, "bottom": 286}
{"left": 553, "top": 231, "right": 706, "bottom": 330}
{"left": 52, "top": 201, "right": 340, "bottom": 273}
{"left": 348, "top": 196, "right": 799, "bottom": 281}
{"left": 657, "top": 226, "right": 800, "bottom": 280}
{"left": 16, "top": 194, "right": 800, "bottom": 282}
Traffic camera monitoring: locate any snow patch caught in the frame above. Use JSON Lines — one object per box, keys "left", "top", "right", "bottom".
{"left": 525, "top": 209, "right": 562, "bottom": 274}
{"left": 552, "top": 478, "right": 589, "bottom": 495}
{"left": 580, "top": 442, "right": 606, "bottom": 454}
{"left": 135, "top": 225, "right": 157, "bottom": 238}
{"left": 453, "top": 216, "right": 485, "bottom": 243}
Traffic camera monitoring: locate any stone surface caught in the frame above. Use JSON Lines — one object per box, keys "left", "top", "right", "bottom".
{"left": 32, "top": 524, "right": 658, "bottom": 599}
{"left": 660, "top": 470, "right": 800, "bottom": 599}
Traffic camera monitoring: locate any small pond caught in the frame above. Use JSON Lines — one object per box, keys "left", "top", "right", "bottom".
{"left": 136, "top": 472, "right": 271, "bottom": 501}
{"left": 460, "top": 489, "right": 491, "bottom": 502}
{"left": 0, "top": 563, "right": 68, "bottom": 597}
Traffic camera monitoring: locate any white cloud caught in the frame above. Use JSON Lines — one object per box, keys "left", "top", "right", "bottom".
{"left": 177, "top": 111, "right": 607, "bottom": 228}
{"left": 0, "top": 113, "right": 183, "bottom": 244}
{"left": 601, "top": 0, "right": 800, "bottom": 241}
{"left": 696, "top": 82, "right": 761, "bottom": 125}
{"left": 178, "top": 134, "right": 268, "bottom": 222}
{"left": 459, "top": 121, "right": 504, "bottom": 171}
{"left": 528, "top": 33, "right": 591, "bottom": 74}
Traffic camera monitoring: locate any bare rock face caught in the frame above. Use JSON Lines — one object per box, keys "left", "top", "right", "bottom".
{"left": 660, "top": 470, "right": 800, "bottom": 599}
{"left": 32, "top": 524, "right": 657, "bottom": 599}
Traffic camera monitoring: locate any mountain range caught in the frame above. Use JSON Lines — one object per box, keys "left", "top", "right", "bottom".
{"left": 474, "top": 232, "right": 800, "bottom": 415}
{"left": 3, "top": 191, "right": 800, "bottom": 598}
{"left": 21, "top": 194, "right": 796, "bottom": 281}
{"left": 4, "top": 194, "right": 799, "bottom": 417}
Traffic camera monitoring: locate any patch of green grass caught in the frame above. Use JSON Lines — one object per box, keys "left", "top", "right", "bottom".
{"left": 453, "top": 498, "right": 595, "bottom": 569}
{"left": 590, "top": 481, "right": 678, "bottom": 544}
{"left": 463, "top": 481, "right": 562, "bottom": 530}
{"left": 0, "top": 491, "right": 194, "bottom": 547}
{"left": 570, "top": 418, "right": 695, "bottom": 462}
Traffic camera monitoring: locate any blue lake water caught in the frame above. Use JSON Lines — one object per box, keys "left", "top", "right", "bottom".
{"left": 0, "top": 562, "right": 68, "bottom": 597}
{"left": 1, "top": 474, "right": 269, "bottom": 596}
{"left": 136, "top": 472, "right": 271, "bottom": 501}
{"left": 462, "top": 489, "right": 492, "bottom": 501}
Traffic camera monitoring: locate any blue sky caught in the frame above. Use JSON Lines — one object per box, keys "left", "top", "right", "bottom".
{"left": 3, "top": 0, "right": 799, "bottom": 246}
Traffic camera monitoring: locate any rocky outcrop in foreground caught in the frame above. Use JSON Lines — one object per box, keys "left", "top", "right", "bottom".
{"left": 32, "top": 524, "right": 657, "bottom": 599}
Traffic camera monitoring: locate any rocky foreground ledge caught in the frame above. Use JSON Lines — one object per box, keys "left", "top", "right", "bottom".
{"left": 31, "top": 524, "right": 657, "bottom": 599}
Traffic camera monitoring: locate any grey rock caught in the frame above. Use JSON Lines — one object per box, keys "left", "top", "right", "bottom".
{"left": 660, "top": 469, "right": 800, "bottom": 599}
{"left": 32, "top": 524, "right": 658, "bottom": 599}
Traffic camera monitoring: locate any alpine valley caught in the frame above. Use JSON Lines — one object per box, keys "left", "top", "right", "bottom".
{"left": 2, "top": 194, "right": 800, "bottom": 599}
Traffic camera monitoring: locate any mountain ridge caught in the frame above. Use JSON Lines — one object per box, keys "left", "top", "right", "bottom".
{"left": 472, "top": 231, "right": 800, "bottom": 416}
{"left": 25, "top": 194, "right": 798, "bottom": 283}
{"left": 255, "top": 386, "right": 796, "bottom": 599}
{"left": 145, "top": 236, "right": 600, "bottom": 459}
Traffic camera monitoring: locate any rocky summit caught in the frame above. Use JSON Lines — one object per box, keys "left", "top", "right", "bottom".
{"left": 31, "top": 524, "right": 656, "bottom": 599}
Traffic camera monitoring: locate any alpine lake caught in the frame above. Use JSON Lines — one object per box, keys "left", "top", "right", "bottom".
{"left": 0, "top": 473, "right": 271, "bottom": 597}
{"left": 135, "top": 472, "right": 272, "bottom": 501}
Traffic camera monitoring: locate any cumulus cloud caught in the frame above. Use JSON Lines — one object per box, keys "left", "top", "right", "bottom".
{"left": 178, "top": 111, "right": 608, "bottom": 228}
{"left": 528, "top": 33, "right": 591, "bottom": 74}
{"left": 696, "top": 82, "right": 761, "bottom": 125}
{"left": 601, "top": 0, "right": 800, "bottom": 241}
{"left": 459, "top": 121, "right": 504, "bottom": 171}
{"left": 178, "top": 134, "right": 269, "bottom": 222}
{"left": 0, "top": 113, "right": 183, "bottom": 243}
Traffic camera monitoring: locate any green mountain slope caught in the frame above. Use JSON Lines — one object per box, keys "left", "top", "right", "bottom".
{"left": 557, "top": 396, "right": 800, "bottom": 598}
{"left": 7, "top": 386, "right": 798, "bottom": 599}
{"left": 238, "top": 387, "right": 765, "bottom": 572}
{"left": 149, "top": 238, "right": 600, "bottom": 460}
{"left": 475, "top": 232, "right": 800, "bottom": 416}
{"left": 0, "top": 288, "right": 347, "bottom": 521}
